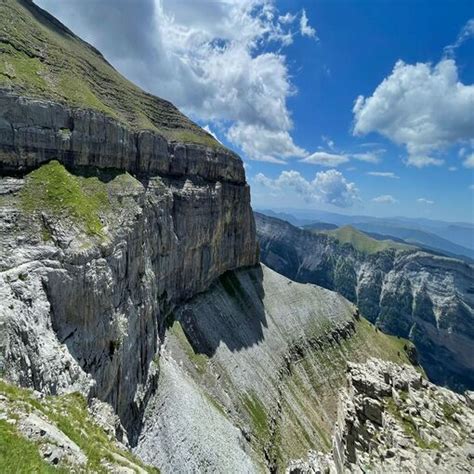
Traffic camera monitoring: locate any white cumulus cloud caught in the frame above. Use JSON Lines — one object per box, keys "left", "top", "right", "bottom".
{"left": 254, "top": 169, "right": 359, "bottom": 207}
{"left": 353, "top": 59, "right": 474, "bottom": 167}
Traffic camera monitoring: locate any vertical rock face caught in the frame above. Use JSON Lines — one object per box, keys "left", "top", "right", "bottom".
{"left": 0, "top": 94, "right": 257, "bottom": 437}
{"left": 0, "top": 0, "right": 259, "bottom": 453}
{"left": 255, "top": 212, "right": 474, "bottom": 391}
{"left": 0, "top": 93, "right": 245, "bottom": 183}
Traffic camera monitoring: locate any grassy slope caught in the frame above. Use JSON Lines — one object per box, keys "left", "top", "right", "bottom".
{"left": 0, "top": 379, "right": 158, "bottom": 473}
{"left": 0, "top": 0, "right": 218, "bottom": 147}
{"left": 16, "top": 160, "right": 144, "bottom": 241}
{"left": 315, "top": 225, "right": 414, "bottom": 254}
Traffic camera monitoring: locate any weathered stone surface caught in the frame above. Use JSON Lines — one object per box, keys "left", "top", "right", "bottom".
{"left": 19, "top": 412, "right": 87, "bottom": 466}
{"left": 0, "top": 91, "right": 245, "bottom": 184}
{"left": 0, "top": 92, "right": 257, "bottom": 440}
{"left": 292, "top": 358, "right": 474, "bottom": 473}
{"left": 256, "top": 212, "right": 474, "bottom": 391}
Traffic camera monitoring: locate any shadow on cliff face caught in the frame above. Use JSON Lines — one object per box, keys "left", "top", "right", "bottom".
{"left": 175, "top": 265, "right": 268, "bottom": 356}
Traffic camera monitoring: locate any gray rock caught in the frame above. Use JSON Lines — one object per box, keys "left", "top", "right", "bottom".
{"left": 0, "top": 92, "right": 245, "bottom": 184}
{"left": 19, "top": 412, "right": 87, "bottom": 466}
{"left": 299, "top": 358, "right": 474, "bottom": 473}
{"left": 0, "top": 89, "right": 258, "bottom": 440}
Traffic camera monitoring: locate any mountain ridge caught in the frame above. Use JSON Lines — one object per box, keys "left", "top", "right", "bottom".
{"left": 256, "top": 211, "right": 474, "bottom": 391}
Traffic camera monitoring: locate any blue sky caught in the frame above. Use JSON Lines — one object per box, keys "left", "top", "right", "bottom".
{"left": 37, "top": 0, "right": 474, "bottom": 222}
{"left": 246, "top": 1, "right": 474, "bottom": 222}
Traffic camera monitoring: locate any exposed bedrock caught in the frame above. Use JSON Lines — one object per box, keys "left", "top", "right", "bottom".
{"left": 0, "top": 91, "right": 244, "bottom": 183}
{"left": 289, "top": 358, "right": 474, "bottom": 473}
{"left": 255, "top": 212, "right": 474, "bottom": 391}
{"left": 0, "top": 92, "right": 258, "bottom": 439}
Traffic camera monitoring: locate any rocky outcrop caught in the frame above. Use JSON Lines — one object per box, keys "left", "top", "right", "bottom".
{"left": 289, "top": 358, "right": 474, "bottom": 473}
{"left": 256, "top": 212, "right": 474, "bottom": 391}
{"left": 0, "top": 378, "right": 156, "bottom": 472}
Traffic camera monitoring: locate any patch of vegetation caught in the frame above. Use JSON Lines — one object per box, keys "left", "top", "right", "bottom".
{"left": 386, "top": 399, "right": 440, "bottom": 450}
{"left": 441, "top": 402, "right": 458, "bottom": 423}
{"left": 0, "top": 419, "right": 66, "bottom": 474}
{"left": 0, "top": 379, "right": 159, "bottom": 473}
{"left": 0, "top": 0, "right": 220, "bottom": 148}
{"left": 169, "top": 321, "right": 209, "bottom": 374}
{"left": 41, "top": 224, "right": 52, "bottom": 242}
{"left": 21, "top": 161, "right": 110, "bottom": 237}
{"left": 242, "top": 392, "right": 269, "bottom": 442}
{"left": 314, "top": 226, "right": 414, "bottom": 254}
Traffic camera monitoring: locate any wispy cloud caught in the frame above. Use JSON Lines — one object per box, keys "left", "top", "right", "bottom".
{"left": 301, "top": 151, "right": 349, "bottom": 167}
{"left": 444, "top": 18, "right": 474, "bottom": 58}
{"left": 351, "top": 151, "right": 382, "bottom": 163}
{"left": 372, "top": 194, "right": 398, "bottom": 204}
{"left": 417, "top": 198, "right": 434, "bottom": 205}
{"left": 300, "top": 9, "right": 317, "bottom": 38}
{"left": 367, "top": 171, "right": 399, "bottom": 179}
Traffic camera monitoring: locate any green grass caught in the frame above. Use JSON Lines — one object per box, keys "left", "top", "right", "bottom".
{"left": 441, "top": 402, "right": 458, "bottom": 423}
{"left": 313, "top": 226, "right": 414, "bottom": 255}
{"left": 0, "top": 379, "right": 159, "bottom": 473}
{"left": 21, "top": 161, "right": 110, "bottom": 237}
{"left": 169, "top": 321, "right": 209, "bottom": 374}
{"left": 0, "top": 0, "right": 220, "bottom": 148}
{"left": 242, "top": 392, "right": 269, "bottom": 442}
{"left": 0, "top": 419, "right": 67, "bottom": 474}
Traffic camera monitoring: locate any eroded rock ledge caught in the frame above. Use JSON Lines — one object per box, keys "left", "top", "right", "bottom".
{"left": 0, "top": 91, "right": 244, "bottom": 183}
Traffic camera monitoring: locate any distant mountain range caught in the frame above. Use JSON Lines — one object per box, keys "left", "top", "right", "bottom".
{"left": 258, "top": 209, "right": 474, "bottom": 262}
{"left": 255, "top": 212, "right": 474, "bottom": 391}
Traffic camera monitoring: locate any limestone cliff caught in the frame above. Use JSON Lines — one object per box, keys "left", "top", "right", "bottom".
{"left": 0, "top": 0, "right": 257, "bottom": 442}
{"left": 256, "top": 212, "right": 474, "bottom": 391}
